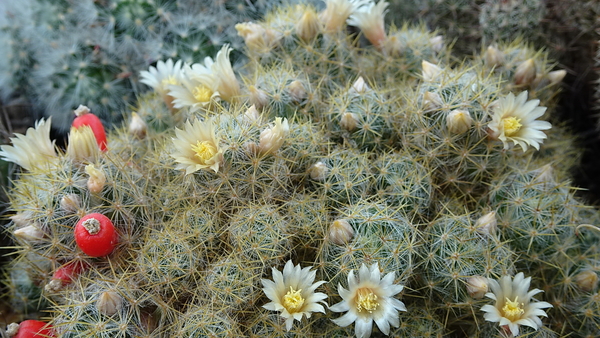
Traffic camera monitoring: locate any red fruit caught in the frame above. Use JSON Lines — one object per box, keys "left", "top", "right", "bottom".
{"left": 72, "top": 107, "right": 107, "bottom": 151}
{"left": 45, "top": 260, "right": 90, "bottom": 292}
{"left": 13, "top": 320, "right": 55, "bottom": 338}
{"left": 52, "top": 261, "right": 89, "bottom": 284}
{"left": 74, "top": 213, "right": 118, "bottom": 257}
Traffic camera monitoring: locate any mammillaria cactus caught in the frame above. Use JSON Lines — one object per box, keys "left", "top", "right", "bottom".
{"left": 1, "top": 1, "right": 599, "bottom": 337}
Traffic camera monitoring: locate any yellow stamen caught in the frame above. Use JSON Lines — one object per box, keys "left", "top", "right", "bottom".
{"left": 502, "top": 297, "right": 525, "bottom": 322}
{"left": 160, "top": 75, "right": 178, "bottom": 88}
{"left": 503, "top": 117, "right": 522, "bottom": 136}
{"left": 193, "top": 85, "right": 213, "bottom": 102}
{"left": 282, "top": 286, "right": 304, "bottom": 312}
{"left": 356, "top": 288, "right": 379, "bottom": 313}
{"left": 190, "top": 141, "right": 217, "bottom": 164}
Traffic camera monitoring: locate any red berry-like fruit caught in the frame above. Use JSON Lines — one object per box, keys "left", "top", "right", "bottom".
{"left": 45, "top": 261, "right": 90, "bottom": 292}
{"left": 12, "top": 320, "right": 55, "bottom": 338}
{"left": 74, "top": 213, "right": 117, "bottom": 257}
{"left": 72, "top": 106, "right": 107, "bottom": 151}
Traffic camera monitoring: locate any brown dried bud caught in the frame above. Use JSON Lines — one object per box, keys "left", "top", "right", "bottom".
{"left": 514, "top": 59, "right": 536, "bottom": 86}
{"left": 97, "top": 290, "right": 122, "bottom": 316}
{"left": 574, "top": 270, "right": 598, "bottom": 292}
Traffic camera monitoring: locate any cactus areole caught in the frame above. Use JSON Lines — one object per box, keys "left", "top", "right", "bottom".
{"left": 74, "top": 213, "right": 117, "bottom": 257}
{"left": 72, "top": 108, "right": 108, "bottom": 151}
{"left": 11, "top": 320, "right": 55, "bottom": 338}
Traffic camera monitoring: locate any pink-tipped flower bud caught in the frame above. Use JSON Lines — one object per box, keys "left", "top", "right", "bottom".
{"left": 350, "top": 76, "right": 369, "bottom": 95}
{"left": 547, "top": 70, "right": 566, "bottom": 86}
{"left": 14, "top": 225, "right": 45, "bottom": 242}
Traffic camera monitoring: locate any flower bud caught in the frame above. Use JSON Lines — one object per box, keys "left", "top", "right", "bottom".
{"left": 97, "top": 290, "right": 122, "bottom": 316}
{"left": 429, "top": 35, "right": 444, "bottom": 52}
{"left": 475, "top": 211, "right": 497, "bottom": 236}
{"left": 574, "top": 270, "right": 598, "bottom": 292}
{"left": 67, "top": 126, "right": 100, "bottom": 163}
{"left": 14, "top": 225, "right": 45, "bottom": 242}
{"left": 129, "top": 112, "right": 147, "bottom": 139}
{"left": 243, "top": 105, "right": 261, "bottom": 124}
{"left": 10, "top": 212, "right": 31, "bottom": 227}
{"left": 258, "top": 117, "right": 289, "bottom": 156}
{"left": 85, "top": 164, "right": 106, "bottom": 194}
{"left": 423, "top": 91, "right": 442, "bottom": 111}
{"left": 466, "top": 276, "right": 489, "bottom": 299}
{"left": 484, "top": 45, "right": 504, "bottom": 68}
{"left": 295, "top": 6, "right": 320, "bottom": 42}
{"left": 547, "top": 70, "right": 566, "bottom": 86}
{"left": 350, "top": 76, "right": 369, "bottom": 95}
{"left": 446, "top": 109, "right": 473, "bottom": 134}
{"left": 329, "top": 219, "right": 354, "bottom": 245}
{"left": 248, "top": 85, "right": 269, "bottom": 110}
{"left": 421, "top": 61, "right": 442, "bottom": 82}
{"left": 287, "top": 80, "right": 307, "bottom": 102}
{"left": 60, "top": 193, "right": 81, "bottom": 214}
{"left": 309, "top": 161, "right": 328, "bottom": 181}
{"left": 340, "top": 112, "right": 359, "bottom": 132}
{"left": 514, "top": 58, "right": 536, "bottom": 86}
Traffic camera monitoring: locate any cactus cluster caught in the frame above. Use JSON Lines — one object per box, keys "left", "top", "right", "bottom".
{"left": 1, "top": 1, "right": 599, "bottom": 337}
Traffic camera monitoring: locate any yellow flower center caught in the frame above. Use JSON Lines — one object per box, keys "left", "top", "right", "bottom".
{"left": 193, "top": 85, "right": 213, "bottom": 102}
{"left": 282, "top": 286, "right": 304, "bottom": 313}
{"left": 356, "top": 288, "right": 379, "bottom": 313}
{"left": 503, "top": 117, "right": 522, "bottom": 136}
{"left": 502, "top": 297, "right": 525, "bottom": 322}
{"left": 190, "top": 141, "right": 217, "bottom": 164}
{"left": 160, "top": 75, "right": 178, "bottom": 88}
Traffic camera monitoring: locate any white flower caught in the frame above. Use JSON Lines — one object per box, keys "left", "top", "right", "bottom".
{"left": 171, "top": 118, "right": 224, "bottom": 174}
{"left": 210, "top": 44, "right": 241, "bottom": 102}
{"left": 168, "top": 63, "right": 220, "bottom": 112}
{"left": 140, "top": 59, "right": 183, "bottom": 109}
{"left": 330, "top": 263, "right": 406, "bottom": 338}
{"left": 481, "top": 272, "right": 552, "bottom": 337}
{"left": 258, "top": 117, "right": 290, "bottom": 156}
{"left": 347, "top": 1, "right": 389, "bottom": 48}
{"left": 0, "top": 117, "right": 57, "bottom": 171}
{"left": 487, "top": 91, "right": 552, "bottom": 151}
{"left": 261, "top": 260, "right": 327, "bottom": 331}
{"left": 140, "top": 59, "right": 184, "bottom": 97}
{"left": 320, "top": 0, "right": 370, "bottom": 33}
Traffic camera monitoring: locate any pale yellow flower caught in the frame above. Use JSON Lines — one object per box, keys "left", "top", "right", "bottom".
{"left": 487, "top": 91, "right": 551, "bottom": 151}
{"left": 210, "top": 44, "right": 241, "bottom": 102}
{"left": 258, "top": 117, "right": 290, "bottom": 156}
{"left": 347, "top": 1, "right": 389, "bottom": 48}
{"left": 320, "top": 0, "right": 369, "bottom": 33}
{"left": 171, "top": 118, "right": 224, "bottom": 174}
{"left": 66, "top": 125, "right": 100, "bottom": 163}
{"left": 481, "top": 272, "right": 552, "bottom": 336}
{"left": 0, "top": 117, "right": 57, "bottom": 170}
{"left": 261, "top": 260, "right": 327, "bottom": 331}
{"left": 168, "top": 63, "right": 220, "bottom": 112}
{"left": 140, "top": 59, "right": 183, "bottom": 109}
{"left": 330, "top": 263, "right": 406, "bottom": 338}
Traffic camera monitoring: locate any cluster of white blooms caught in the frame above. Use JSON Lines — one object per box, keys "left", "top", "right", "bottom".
{"left": 262, "top": 261, "right": 551, "bottom": 338}
{"left": 140, "top": 44, "right": 241, "bottom": 113}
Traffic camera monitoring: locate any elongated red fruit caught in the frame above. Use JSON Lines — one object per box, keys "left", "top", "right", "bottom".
{"left": 74, "top": 213, "right": 118, "bottom": 257}
{"left": 12, "top": 320, "right": 55, "bottom": 338}
{"left": 72, "top": 105, "right": 107, "bottom": 151}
